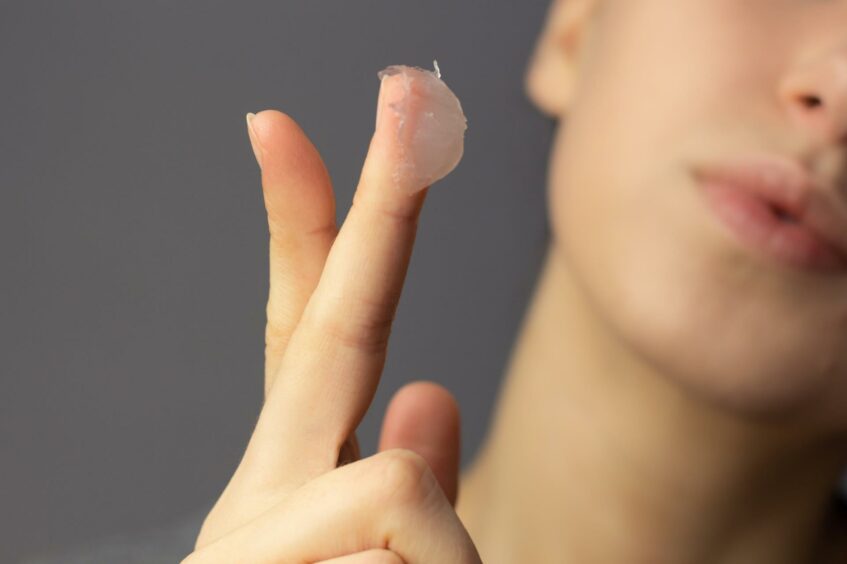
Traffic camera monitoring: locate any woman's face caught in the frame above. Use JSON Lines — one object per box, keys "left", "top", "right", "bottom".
{"left": 544, "top": 0, "right": 847, "bottom": 428}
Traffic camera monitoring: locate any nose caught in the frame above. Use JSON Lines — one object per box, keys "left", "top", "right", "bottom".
{"left": 778, "top": 46, "right": 847, "bottom": 146}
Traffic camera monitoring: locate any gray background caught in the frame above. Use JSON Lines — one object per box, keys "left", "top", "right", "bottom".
{"left": 0, "top": 1, "right": 553, "bottom": 561}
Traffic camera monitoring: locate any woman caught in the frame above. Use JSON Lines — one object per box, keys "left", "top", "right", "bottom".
{"left": 185, "top": 0, "right": 847, "bottom": 562}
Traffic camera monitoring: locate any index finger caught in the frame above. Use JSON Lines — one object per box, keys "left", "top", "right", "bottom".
{"left": 242, "top": 62, "right": 467, "bottom": 489}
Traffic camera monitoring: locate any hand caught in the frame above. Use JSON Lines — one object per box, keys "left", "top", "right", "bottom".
{"left": 182, "top": 67, "right": 479, "bottom": 563}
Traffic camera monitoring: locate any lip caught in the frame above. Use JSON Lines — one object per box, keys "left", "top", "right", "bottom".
{"left": 693, "top": 153, "right": 847, "bottom": 274}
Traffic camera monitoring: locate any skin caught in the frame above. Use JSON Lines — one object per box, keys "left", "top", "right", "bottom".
{"left": 459, "top": 0, "right": 847, "bottom": 562}
{"left": 184, "top": 71, "right": 479, "bottom": 563}
{"left": 185, "top": 0, "right": 847, "bottom": 562}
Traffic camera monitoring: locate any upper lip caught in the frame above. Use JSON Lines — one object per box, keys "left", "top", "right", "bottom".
{"left": 693, "top": 152, "right": 847, "bottom": 262}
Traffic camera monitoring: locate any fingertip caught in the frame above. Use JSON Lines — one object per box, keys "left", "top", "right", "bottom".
{"left": 395, "top": 380, "right": 461, "bottom": 419}
{"left": 247, "top": 109, "right": 302, "bottom": 146}
{"left": 365, "top": 64, "right": 467, "bottom": 196}
{"left": 248, "top": 109, "right": 335, "bottom": 221}
{"left": 252, "top": 110, "right": 323, "bottom": 169}
{"left": 379, "top": 380, "right": 462, "bottom": 506}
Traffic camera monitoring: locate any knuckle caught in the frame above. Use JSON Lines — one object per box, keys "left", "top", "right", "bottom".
{"left": 264, "top": 288, "right": 306, "bottom": 346}
{"left": 303, "top": 219, "right": 339, "bottom": 239}
{"left": 264, "top": 317, "right": 293, "bottom": 351}
{"left": 312, "top": 301, "right": 396, "bottom": 355}
{"left": 374, "top": 448, "right": 438, "bottom": 507}
{"left": 267, "top": 212, "right": 337, "bottom": 249}
{"left": 352, "top": 192, "right": 421, "bottom": 226}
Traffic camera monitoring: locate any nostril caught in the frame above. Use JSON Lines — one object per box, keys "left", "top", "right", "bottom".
{"left": 771, "top": 203, "right": 798, "bottom": 223}
{"left": 799, "top": 94, "right": 823, "bottom": 109}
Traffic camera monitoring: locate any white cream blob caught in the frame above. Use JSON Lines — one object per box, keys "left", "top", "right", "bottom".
{"left": 375, "top": 60, "right": 468, "bottom": 194}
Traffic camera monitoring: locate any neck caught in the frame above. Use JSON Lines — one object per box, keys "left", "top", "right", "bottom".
{"left": 456, "top": 244, "right": 847, "bottom": 564}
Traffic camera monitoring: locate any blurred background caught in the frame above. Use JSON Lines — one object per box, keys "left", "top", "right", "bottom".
{"left": 0, "top": 1, "right": 553, "bottom": 561}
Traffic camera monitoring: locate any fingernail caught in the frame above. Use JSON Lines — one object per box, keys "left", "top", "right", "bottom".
{"left": 245, "top": 112, "right": 263, "bottom": 169}
{"left": 375, "top": 73, "right": 390, "bottom": 133}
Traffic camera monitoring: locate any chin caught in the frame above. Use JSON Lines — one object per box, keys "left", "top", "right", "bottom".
{"left": 601, "top": 249, "right": 847, "bottom": 429}
{"left": 653, "top": 341, "right": 838, "bottom": 423}
{"left": 551, "top": 217, "right": 847, "bottom": 430}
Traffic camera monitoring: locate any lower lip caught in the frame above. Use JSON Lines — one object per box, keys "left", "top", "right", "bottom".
{"left": 698, "top": 179, "right": 847, "bottom": 274}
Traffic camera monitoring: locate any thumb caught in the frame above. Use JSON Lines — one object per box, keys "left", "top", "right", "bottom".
{"left": 378, "top": 381, "right": 462, "bottom": 507}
